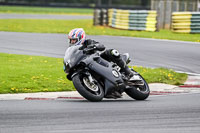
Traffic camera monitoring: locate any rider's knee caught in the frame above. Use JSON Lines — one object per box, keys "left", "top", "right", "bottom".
{"left": 110, "top": 49, "right": 120, "bottom": 58}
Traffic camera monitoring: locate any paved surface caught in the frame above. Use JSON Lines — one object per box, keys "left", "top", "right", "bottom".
{"left": 1, "top": 32, "right": 200, "bottom": 133}
{"left": 1, "top": 13, "right": 200, "bottom": 133}
{"left": 0, "top": 93, "right": 200, "bottom": 133}
{"left": 0, "top": 13, "right": 92, "bottom": 19}
{"left": 0, "top": 32, "right": 200, "bottom": 74}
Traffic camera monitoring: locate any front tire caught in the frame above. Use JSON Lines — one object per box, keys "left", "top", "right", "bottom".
{"left": 72, "top": 74, "right": 104, "bottom": 102}
{"left": 125, "top": 73, "right": 150, "bottom": 100}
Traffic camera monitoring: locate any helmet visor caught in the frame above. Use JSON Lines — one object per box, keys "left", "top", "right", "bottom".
{"left": 69, "top": 38, "right": 78, "bottom": 44}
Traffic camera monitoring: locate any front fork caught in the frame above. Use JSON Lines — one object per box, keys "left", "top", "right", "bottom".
{"left": 84, "top": 71, "right": 95, "bottom": 83}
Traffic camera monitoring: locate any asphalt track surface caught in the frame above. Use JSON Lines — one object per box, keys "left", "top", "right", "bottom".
{"left": 0, "top": 13, "right": 92, "bottom": 19}
{"left": 1, "top": 32, "right": 200, "bottom": 132}
{"left": 1, "top": 13, "right": 200, "bottom": 133}
{"left": 0, "top": 94, "right": 200, "bottom": 133}
{"left": 0, "top": 31, "right": 200, "bottom": 74}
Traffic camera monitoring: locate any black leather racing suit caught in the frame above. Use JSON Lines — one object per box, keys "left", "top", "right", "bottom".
{"left": 81, "top": 39, "right": 133, "bottom": 77}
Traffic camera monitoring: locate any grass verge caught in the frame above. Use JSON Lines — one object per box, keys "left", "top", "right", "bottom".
{"left": 0, "top": 53, "right": 187, "bottom": 94}
{"left": 0, "top": 19, "right": 200, "bottom": 42}
{"left": 0, "top": 5, "right": 93, "bottom": 15}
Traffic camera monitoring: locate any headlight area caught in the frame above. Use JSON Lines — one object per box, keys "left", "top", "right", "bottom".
{"left": 63, "top": 61, "right": 70, "bottom": 74}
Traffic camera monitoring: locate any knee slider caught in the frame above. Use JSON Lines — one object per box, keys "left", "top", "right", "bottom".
{"left": 111, "top": 49, "right": 120, "bottom": 58}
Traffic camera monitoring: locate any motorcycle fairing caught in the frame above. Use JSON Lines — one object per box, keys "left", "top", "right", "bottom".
{"left": 81, "top": 55, "right": 124, "bottom": 95}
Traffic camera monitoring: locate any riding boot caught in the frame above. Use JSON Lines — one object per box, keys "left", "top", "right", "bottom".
{"left": 121, "top": 65, "right": 133, "bottom": 79}
{"left": 114, "top": 56, "right": 133, "bottom": 79}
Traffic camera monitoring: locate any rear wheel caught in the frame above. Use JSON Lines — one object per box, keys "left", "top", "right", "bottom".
{"left": 72, "top": 73, "right": 104, "bottom": 102}
{"left": 125, "top": 72, "right": 150, "bottom": 100}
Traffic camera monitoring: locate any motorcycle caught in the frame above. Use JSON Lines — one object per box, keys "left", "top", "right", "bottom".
{"left": 63, "top": 44, "right": 150, "bottom": 102}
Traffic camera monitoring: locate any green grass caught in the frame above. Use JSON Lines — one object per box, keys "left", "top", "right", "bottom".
{"left": 0, "top": 19, "right": 200, "bottom": 42}
{"left": 132, "top": 66, "right": 187, "bottom": 85}
{"left": 0, "top": 53, "right": 187, "bottom": 94}
{"left": 0, "top": 53, "right": 74, "bottom": 94}
{"left": 0, "top": 5, "right": 93, "bottom": 15}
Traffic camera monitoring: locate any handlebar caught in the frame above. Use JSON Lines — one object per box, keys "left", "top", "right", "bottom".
{"left": 83, "top": 46, "right": 97, "bottom": 54}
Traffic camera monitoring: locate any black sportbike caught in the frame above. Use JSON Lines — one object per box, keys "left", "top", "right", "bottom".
{"left": 63, "top": 44, "right": 150, "bottom": 102}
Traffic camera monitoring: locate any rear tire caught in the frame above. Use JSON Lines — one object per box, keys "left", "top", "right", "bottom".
{"left": 125, "top": 73, "right": 150, "bottom": 100}
{"left": 72, "top": 74, "right": 104, "bottom": 102}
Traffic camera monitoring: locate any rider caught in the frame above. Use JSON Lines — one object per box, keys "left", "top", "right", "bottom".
{"left": 67, "top": 28, "right": 134, "bottom": 79}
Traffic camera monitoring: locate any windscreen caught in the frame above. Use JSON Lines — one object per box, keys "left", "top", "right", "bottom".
{"left": 64, "top": 45, "right": 84, "bottom": 67}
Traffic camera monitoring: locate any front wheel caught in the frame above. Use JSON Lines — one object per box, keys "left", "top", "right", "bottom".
{"left": 72, "top": 73, "right": 104, "bottom": 102}
{"left": 125, "top": 72, "right": 150, "bottom": 100}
